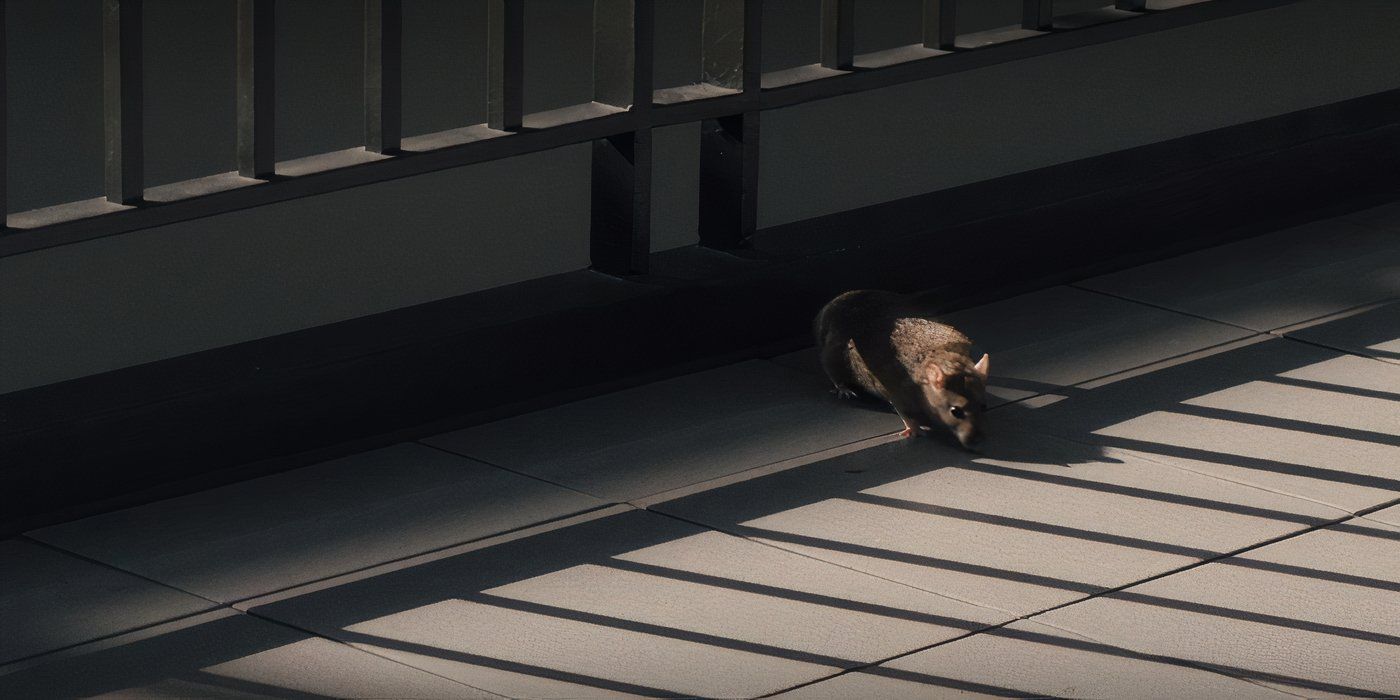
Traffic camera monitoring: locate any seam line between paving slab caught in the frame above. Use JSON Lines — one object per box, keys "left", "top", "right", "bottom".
{"left": 414, "top": 440, "right": 610, "bottom": 503}
{"left": 1274, "top": 321, "right": 1400, "bottom": 366}
{"left": 1068, "top": 283, "right": 1265, "bottom": 333}
{"left": 746, "top": 500, "right": 1400, "bottom": 699}
{"left": 1, "top": 536, "right": 229, "bottom": 670}
{"left": 0, "top": 606, "right": 510, "bottom": 700}
{"left": 238, "top": 607, "right": 514, "bottom": 700}
{"left": 1073, "top": 282, "right": 1400, "bottom": 350}
{"left": 5, "top": 503, "right": 621, "bottom": 683}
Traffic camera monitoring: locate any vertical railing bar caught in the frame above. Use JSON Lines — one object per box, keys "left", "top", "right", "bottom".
{"left": 487, "top": 0, "right": 524, "bottom": 131}
{"left": 590, "top": 129, "right": 653, "bottom": 275}
{"left": 593, "top": 0, "right": 645, "bottom": 110}
{"left": 103, "top": 0, "right": 143, "bottom": 204}
{"left": 1023, "top": 0, "right": 1054, "bottom": 30}
{"left": 631, "top": 0, "right": 654, "bottom": 111}
{"left": 698, "top": 0, "right": 760, "bottom": 251}
{"left": 1, "top": 0, "right": 7, "bottom": 226}
{"left": 820, "top": 0, "right": 854, "bottom": 70}
{"left": 365, "top": 0, "right": 402, "bottom": 154}
{"left": 742, "top": 0, "right": 761, "bottom": 93}
{"left": 590, "top": 0, "right": 654, "bottom": 275}
{"left": 923, "top": 0, "right": 956, "bottom": 51}
{"left": 237, "top": 0, "right": 275, "bottom": 179}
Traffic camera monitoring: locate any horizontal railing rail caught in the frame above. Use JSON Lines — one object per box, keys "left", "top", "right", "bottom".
{"left": 0, "top": 0, "right": 1294, "bottom": 268}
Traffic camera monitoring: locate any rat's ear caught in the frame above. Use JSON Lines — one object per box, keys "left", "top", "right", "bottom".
{"left": 923, "top": 363, "right": 946, "bottom": 388}
{"left": 973, "top": 353, "right": 990, "bottom": 378}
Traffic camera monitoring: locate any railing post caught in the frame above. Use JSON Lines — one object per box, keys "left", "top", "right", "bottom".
{"left": 1, "top": 0, "right": 7, "bottom": 226}
{"left": 698, "top": 0, "right": 760, "bottom": 251}
{"left": 237, "top": 0, "right": 275, "bottom": 178}
{"left": 103, "top": 0, "right": 143, "bottom": 204}
{"left": 488, "top": 0, "right": 525, "bottom": 132}
{"left": 1023, "top": 0, "right": 1054, "bottom": 30}
{"left": 365, "top": 0, "right": 402, "bottom": 154}
{"left": 923, "top": 0, "right": 956, "bottom": 51}
{"left": 591, "top": 130, "right": 653, "bottom": 275}
{"left": 820, "top": 0, "right": 854, "bottom": 70}
{"left": 591, "top": 0, "right": 654, "bottom": 275}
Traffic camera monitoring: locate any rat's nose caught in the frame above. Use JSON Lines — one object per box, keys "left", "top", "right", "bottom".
{"left": 960, "top": 428, "right": 984, "bottom": 449}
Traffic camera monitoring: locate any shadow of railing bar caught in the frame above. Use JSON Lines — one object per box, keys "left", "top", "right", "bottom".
{"left": 737, "top": 525, "right": 1102, "bottom": 594}
{"left": 965, "top": 462, "right": 1327, "bottom": 526}
{"left": 849, "top": 493, "right": 1397, "bottom": 593}
{"left": 1265, "top": 376, "right": 1400, "bottom": 402}
{"left": 338, "top": 630, "right": 685, "bottom": 698}
{"left": 603, "top": 559, "right": 992, "bottom": 632}
{"left": 857, "top": 664, "right": 1048, "bottom": 698}
{"left": 1330, "top": 521, "right": 1400, "bottom": 541}
{"left": 468, "top": 592, "right": 859, "bottom": 668}
{"left": 1171, "top": 403, "right": 1400, "bottom": 448}
{"left": 1110, "top": 591, "right": 1400, "bottom": 646}
{"left": 991, "top": 624, "right": 1392, "bottom": 697}
{"left": 1217, "top": 556, "right": 1400, "bottom": 593}
{"left": 848, "top": 492, "right": 1223, "bottom": 559}
{"left": 1096, "top": 436, "right": 1400, "bottom": 491}
{"left": 986, "top": 376, "right": 1084, "bottom": 397}
{"left": 738, "top": 525, "right": 1400, "bottom": 644}
{"left": 188, "top": 670, "right": 341, "bottom": 700}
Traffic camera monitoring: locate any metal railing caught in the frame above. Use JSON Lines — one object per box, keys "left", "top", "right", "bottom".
{"left": 0, "top": 0, "right": 1282, "bottom": 269}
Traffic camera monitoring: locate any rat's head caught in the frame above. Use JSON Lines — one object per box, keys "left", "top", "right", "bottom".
{"left": 915, "top": 353, "right": 990, "bottom": 449}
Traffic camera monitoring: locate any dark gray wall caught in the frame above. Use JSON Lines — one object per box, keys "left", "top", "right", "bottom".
{"left": 4, "top": 0, "right": 1400, "bottom": 393}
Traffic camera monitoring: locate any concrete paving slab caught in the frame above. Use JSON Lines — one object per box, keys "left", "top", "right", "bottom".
{"left": 31, "top": 443, "right": 604, "bottom": 603}
{"left": 770, "top": 286, "right": 1252, "bottom": 407}
{"left": 1341, "top": 199, "right": 1400, "bottom": 233}
{"left": 773, "top": 618, "right": 1296, "bottom": 699}
{"left": 0, "top": 609, "right": 497, "bottom": 699}
{"left": 0, "top": 539, "right": 212, "bottom": 666}
{"left": 1364, "top": 503, "right": 1400, "bottom": 529}
{"left": 1283, "top": 300, "right": 1400, "bottom": 365}
{"left": 1038, "top": 518, "right": 1400, "bottom": 698}
{"left": 249, "top": 509, "right": 1009, "bottom": 700}
{"left": 423, "top": 361, "right": 901, "bottom": 502}
{"left": 654, "top": 428, "right": 1343, "bottom": 616}
{"left": 1003, "top": 336, "right": 1400, "bottom": 513}
{"left": 1080, "top": 218, "right": 1400, "bottom": 331}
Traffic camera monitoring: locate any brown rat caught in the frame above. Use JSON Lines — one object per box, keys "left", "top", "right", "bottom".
{"left": 814, "top": 290, "right": 990, "bottom": 448}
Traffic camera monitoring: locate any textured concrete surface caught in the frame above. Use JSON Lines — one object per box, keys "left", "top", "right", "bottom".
{"left": 0, "top": 540, "right": 212, "bottom": 665}
{"left": 4, "top": 210, "right": 1397, "bottom": 697}
{"left": 1080, "top": 217, "right": 1400, "bottom": 332}
{"left": 423, "top": 361, "right": 901, "bottom": 502}
{"left": 30, "top": 443, "right": 603, "bottom": 602}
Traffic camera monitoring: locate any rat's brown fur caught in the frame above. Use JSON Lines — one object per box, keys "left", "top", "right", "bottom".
{"left": 815, "top": 290, "right": 989, "bottom": 447}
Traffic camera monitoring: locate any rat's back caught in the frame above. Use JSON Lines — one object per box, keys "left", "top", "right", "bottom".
{"left": 815, "top": 290, "right": 970, "bottom": 397}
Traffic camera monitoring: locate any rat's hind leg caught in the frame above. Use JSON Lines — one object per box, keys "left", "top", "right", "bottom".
{"left": 819, "top": 338, "right": 864, "bottom": 399}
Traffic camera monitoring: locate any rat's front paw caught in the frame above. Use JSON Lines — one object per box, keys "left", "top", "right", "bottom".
{"left": 830, "top": 387, "right": 858, "bottom": 400}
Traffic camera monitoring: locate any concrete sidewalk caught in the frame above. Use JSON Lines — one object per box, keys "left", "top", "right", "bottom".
{"left": 3, "top": 203, "right": 1397, "bottom": 698}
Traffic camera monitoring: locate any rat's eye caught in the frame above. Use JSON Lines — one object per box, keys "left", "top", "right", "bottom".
{"left": 949, "top": 406, "right": 966, "bottom": 420}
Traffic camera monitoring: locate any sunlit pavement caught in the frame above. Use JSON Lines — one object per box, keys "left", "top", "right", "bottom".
{"left": 3, "top": 204, "right": 1398, "bottom": 699}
